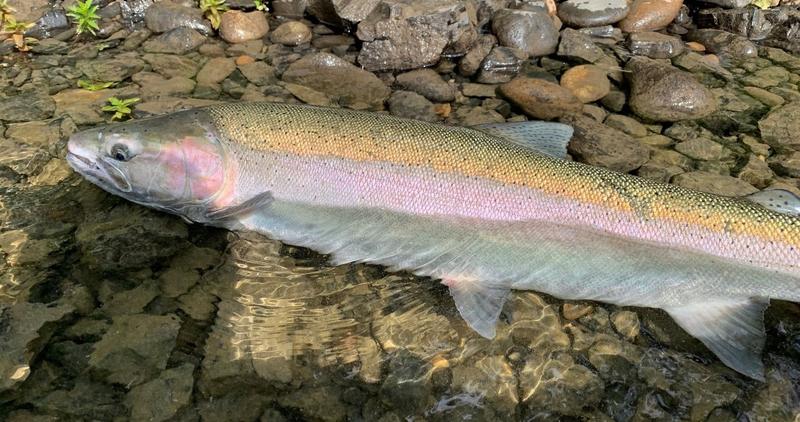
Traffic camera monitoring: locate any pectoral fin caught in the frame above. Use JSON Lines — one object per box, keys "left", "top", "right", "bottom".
{"left": 444, "top": 278, "right": 510, "bottom": 339}
{"left": 205, "top": 192, "right": 274, "bottom": 221}
{"left": 665, "top": 298, "right": 768, "bottom": 381}
{"left": 745, "top": 189, "right": 800, "bottom": 216}
{"left": 472, "top": 121, "right": 573, "bottom": 159}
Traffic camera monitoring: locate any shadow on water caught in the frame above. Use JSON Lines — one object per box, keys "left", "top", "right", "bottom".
{"left": 1, "top": 176, "right": 800, "bottom": 421}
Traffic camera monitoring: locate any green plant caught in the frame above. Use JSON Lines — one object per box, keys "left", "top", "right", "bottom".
{"left": 200, "top": 0, "right": 228, "bottom": 30}
{"left": 253, "top": 0, "right": 267, "bottom": 11}
{"left": 0, "top": 0, "right": 15, "bottom": 26}
{"left": 102, "top": 97, "right": 140, "bottom": 121}
{"left": 66, "top": 0, "right": 100, "bottom": 35}
{"left": 78, "top": 80, "right": 116, "bottom": 91}
{"left": 3, "top": 17, "right": 34, "bottom": 51}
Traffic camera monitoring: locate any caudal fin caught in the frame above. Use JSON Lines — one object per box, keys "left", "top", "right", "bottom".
{"left": 665, "top": 298, "right": 769, "bottom": 381}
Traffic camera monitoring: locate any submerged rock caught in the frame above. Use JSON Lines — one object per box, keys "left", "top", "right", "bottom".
{"left": 0, "top": 302, "right": 74, "bottom": 393}
{"left": 125, "top": 363, "right": 195, "bottom": 422}
{"left": 696, "top": 6, "right": 800, "bottom": 53}
{"left": 686, "top": 29, "right": 757, "bottom": 61}
{"left": 89, "top": 314, "right": 181, "bottom": 386}
{"left": 356, "top": 0, "right": 476, "bottom": 71}
{"left": 560, "top": 113, "right": 649, "bottom": 172}
{"left": 0, "top": 92, "right": 56, "bottom": 123}
{"left": 626, "top": 57, "right": 717, "bottom": 122}
{"left": 759, "top": 101, "right": 800, "bottom": 150}
{"left": 282, "top": 52, "right": 391, "bottom": 109}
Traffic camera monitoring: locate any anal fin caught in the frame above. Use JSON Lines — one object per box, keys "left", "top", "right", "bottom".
{"left": 444, "top": 278, "right": 510, "bottom": 339}
{"left": 665, "top": 298, "right": 769, "bottom": 381}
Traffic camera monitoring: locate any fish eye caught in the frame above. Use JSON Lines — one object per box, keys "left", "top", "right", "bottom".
{"left": 110, "top": 144, "right": 131, "bottom": 162}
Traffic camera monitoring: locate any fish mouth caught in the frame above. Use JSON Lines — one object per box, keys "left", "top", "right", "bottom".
{"left": 66, "top": 151, "right": 132, "bottom": 193}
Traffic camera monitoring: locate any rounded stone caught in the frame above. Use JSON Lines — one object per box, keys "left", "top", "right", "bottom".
{"left": 269, "top": 21, "right": 312, "bottom": 46}
{"left": 557, "top": 0, "right": 629, "bottom": 28}
{"left": 618, "top": 0, "right": 684, "bottom": 33}
{"left": 626, "top": 57, "right": 717, "bottom": 122}
{"left": 560, "top": 65, "right": 610, "bottom": 103}
{"left": 499, "top": 77, "right": 583, "bottom": 120}
{"left": 492, "top": 9, "right": 559, "bottom": 58}
{"left": 219, "top": 10, "right": 269, "bottom": 44}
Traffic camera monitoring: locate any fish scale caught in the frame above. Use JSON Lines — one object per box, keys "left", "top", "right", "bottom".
{"left": 66, "top": 101, "right": 800, "bottom": 380}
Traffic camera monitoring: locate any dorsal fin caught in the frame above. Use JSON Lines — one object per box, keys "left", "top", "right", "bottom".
{"left": 472, "top": 121, "right": 573, "bottom": 159}
{"left": 745, "top": 189, "right": 800, "bottom": 216}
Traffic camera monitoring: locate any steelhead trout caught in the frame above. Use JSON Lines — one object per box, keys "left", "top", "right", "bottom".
{"left": 66, "top": 102, "right": 800, "bottom": 379}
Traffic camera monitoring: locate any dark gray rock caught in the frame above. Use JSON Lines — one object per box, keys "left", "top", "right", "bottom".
{"left": 273, "top": 0, "right": 309, "bottom": 18}
{"left": 686, "top": 29, "right": 757, "bottom": 61}
{"left": 144, "top": 1, "right": 212, "bottom": 36}
{"left": 282, "top": 52, "right": 391, "bottom": 109}
{"left": 120, "top": 0, "right": 155, "bottom": 27}
{"left": 356, "top": 0, "right": 477, "bottom": 71}
{"left": 0, "top": 91, "right": 56, "bottom": 123}
{"left": 476, "top": 46, "right": 524, "bottom": 84}
{"left": 626, "top": 57, "right": 717, "bottom": 122}
{"left": 395, "top": 69, "right": 455, "bottom": 102}
{"left": 560, "top": 113, "right": 649, "bottom": 172}
{"left": 28, "top": 9, "right": 70, "bottom": 39}
{"left": 557, "top": 0, "right": 629, "bottom": 28}
{"left": 142, "top": 27, "right": 206, "bottom": 54}
{"left": 696, "top": 6, "right": 800, "bottom": 54}
{"left": 459, "top": 34, "right": 496, "bottom": 77}
{"left": 388, "top": 91, "right": 440, "bottom": 122}
{"left": 627, "top": 31, "right": 683, "bottom": 59}
{"left": 492, "top": 8, "right": 558, "bottom": 58}
{"left": 701, "top": 0, "right": 750, "bottom": 6}
{"left": 557, "top": 28, "right": 605, "bottom": 63}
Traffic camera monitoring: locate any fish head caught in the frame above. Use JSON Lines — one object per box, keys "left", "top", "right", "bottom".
{"left": 66, "top": 109, "right": 232, "bottom": 220}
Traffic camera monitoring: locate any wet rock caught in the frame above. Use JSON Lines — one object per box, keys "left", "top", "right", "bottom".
{"left": 4, "top": 117, "right": 74, "bottom": 148}
{"left": 237, "top": 61, "right": 276, "bottom": 86}
{"left": 142, "top": 27, "right": 207, "bottom": 54}
{"left": 455, "top": 106, "right": 505, "bottom": 125}
{"left": 459, "top": 34, "right": 496, "bottom": 77}
{"left": 388, "top": 91, "right": 439, "bottom": 122}
{"left": 563, "top": 303, "right": 594, "bottom": 320}
{"left": 33, "top": 376, "right": 126, "bottom": 420}
{"left": 126, "top": 363, "right": 195, "bottom": 422}
{"left": 100, "top": 280, "right": 160, "bottom": 316}
{"left": 672, "top": 171, "right": 758, "bottom": 196}
{"left": 30, "top": 38, "right": 69, "bottom": 55}
{"left": 674, "top": 137, "right": 733, "bottom": 162}
{"left": 557, "top": 28, "right": 605, "bottom": 63}
{"left": 284, "top": 83, "right": 333, "bottom": 106}
{"left": 120, "top": 0, "right": 154, "bottom": 27}
{"left": 737, "top": 154, "right": 773, "bottom": 189}
{"left": 144, "top": 1, "right": 212, "bottom": 36}
{"left": 702, "top": 0, "right": 750, "bottom": 6}
{"left": 557, "top": 0, "right": 629, "bottom": 27}
{"left": 178, "top": 285, "right": 218, "bottom": 321}
{"left": 759, "top": 102, "right": 800, "bottom": 150}
{"left": 695, "top": 6, "right": 800, "bottom": 54}
{"left": 626, "top": 57, "right": 717, "bottom": 122}
{"left": 52, "top": 86, "right": 138, "bottom": 125}
{"left": 7, "top": 0, "right": 50, "bottom": 23}
{"left": 270, "top": 21, "right": 312, "bottom": 46}
{"left": 196, "top": 57, "right": 237, "bottom": 85}
{"left": 500, "top": 77, "right": 582, "bottom": 120}
{"left": 0, "top": 92, "right": 56, "bottom": 123}
{"left": 619, "top": 0, "right": 683, "bottom": 33}
{"left": 278, "top": 386, "right": 349, "bottom": 421}
{"left": 273, "top": 0, "right": 309, "bottom": 18}
{"left": 686, "top": 29, "right": 757, "bottom": 61}
{"left": 198, "top": 393, "right": 267, "bottom": 422}
{"left": 76, "top": 55, "right": 146, "bottom": 82}
{"left": 741, "top": 66, "right": 790, "bottom": 89}
{"left": 142, "top": 54, "right": 200, "bottom": 79}
{"left": 492, "top": 9, "right": 559, "bottom": 58}
{"left": 356, "top": 0, "right": 476, "bottom": 71}
{"left": 559, "top": 64, "right": 609, "bottom": 103}
{"left": 75, "top": 204, "right": 189, "bottom": 271}
{"left": 308, "top": 0, "right": 381, "bottom": 23}
{"left": 89, "top": 314, "right": 181, "bottom": 386}
{"left": 0, "top": 302, "right": 74, "bottom": 393}
{"left": 768, "top": 151, "right": 800, "bottom": 178}
{"left": 450, "top": 355, "right": 517, "bottom": 418}
{"left": 611, "top": 310, "right": 640, "bottom": 340}
{"left": 604, "top": 114, "right": 647, "bottom": 137}
{"left": 520, "top": 352, "right": 604, "bottom": 416}
{"left": 627, "top": 31, "right": 683, "bottom": 59}
{"left": 395, "top": 69, "right": 455, "bottom": 102}
{"left": 743, "top": 86, "right": 785, "bottom": 107}
{"left": 476, "top": 46, "right": 524, "bottom": 84}
{"left": 219, "top": 10, "right": 270, "bottom": 44}
{"left": 461, "top": 83, "right": 497, "bottom": 98}
{"left": 379, "top": 352, "right": 435, "bottom": 415}
{"left": 561, "top": 113, "right": 649, "bottom": 172}
{"left": 282, "top": 52, "right": 391, "bottom": 110}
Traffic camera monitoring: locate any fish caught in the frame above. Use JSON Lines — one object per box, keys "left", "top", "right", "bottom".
{"left": 66, "top": 101, "right": 800, "bottom": 380}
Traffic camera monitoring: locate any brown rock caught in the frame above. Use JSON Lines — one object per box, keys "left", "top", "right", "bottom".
{"left": 672, "top": 171, "right": 758, "bottom": 196}
{"left": 559, "top": 65, "right": 610, "bottom": 103}
{"left": 560, "top": 113, "right": 649, "bottom": 172}
{"left": 270, "top": 21, "right": 313, "bottom": 46}
{"left": 619, "top": 0, "right": 683, "bottom": 33}
{"left": 219, "top": 10, "right": 269, "bottom": 44}
{"left": 499, "top": 77, "right": 582, "bottom": 120}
